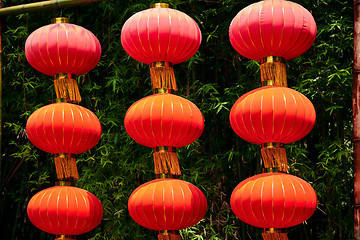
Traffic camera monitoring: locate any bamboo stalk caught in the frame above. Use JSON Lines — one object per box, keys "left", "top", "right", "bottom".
{"left": 354, "top": 0, "right": 360, "bottom": 238}
{"left": 0, "top": 0, "right": 105, "bottom": 16}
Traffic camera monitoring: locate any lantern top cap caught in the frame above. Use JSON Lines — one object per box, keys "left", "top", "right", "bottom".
{"left": 150, "top": 3, "right": 170, "bottom": 8}
{"left": 51, "top": 17, "right": 69, "bottom": 24}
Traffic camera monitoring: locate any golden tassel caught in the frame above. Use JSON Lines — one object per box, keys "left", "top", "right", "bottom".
{"left": 55, "top": 235, "right": 76, "bottom": 240}
{"left": 150, "top": 62, "right": 177, "bottom": 92}
{"left": 158, "top": 230, "right": 182, "bottom": 240}
{"left": 261, "top": 143, "right": 288, "bottom": 172}
{"left": 54, "top": 153, "right": 79, "bottom": 181}
{"left": 153, "top": 147, "right": 181, "bottom": 177}
{"left": 262, "top": 229, "right": 288, "bottom": 240}
{"left": 260, "top": 57, "right": 287, "bottom": 87}
{"left": 54, "top": 73, "right": 82, "bottom": 103}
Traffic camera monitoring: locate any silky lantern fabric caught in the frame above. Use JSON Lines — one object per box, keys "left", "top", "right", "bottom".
{"left": 230, "top": 172, "right": 317, "bottom": 228}
{"left": 124, "top": 93, "right": 204, "bottom": 148}
{"left": 229, "top": 0, "right": 317, "bottom": 61}
{"left": 26, "top": 103, "right": 102, "bottom": 154}
{"left": 128, "top": 178, "right": 207, "bottom": 230}
{"left": 27, "top": 186, "right": 103, "bottom": 235}
{"left": 229, "top": 86, "right": 315, "bottom": 145}
{"left": 121, "top": 7, "right": 201, "bottom": 65}
{"left": 25, "top": 22, "right": 101, "bottom": 76}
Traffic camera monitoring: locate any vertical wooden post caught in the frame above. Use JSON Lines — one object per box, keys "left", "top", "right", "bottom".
{"left": 353, "top": 0, "right": 360, "bottom": 238}
{"left": 0, "top": 0, "right": 2, "bottom": 183}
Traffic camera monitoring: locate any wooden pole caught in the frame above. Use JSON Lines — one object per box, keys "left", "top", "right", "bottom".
{"left": 0, "top": 0, "right": 105, "bottom": 16}
{"left": 353, "top": 0, "right": 360, "bottom": 238}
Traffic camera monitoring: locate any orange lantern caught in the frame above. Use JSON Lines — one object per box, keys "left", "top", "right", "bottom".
{"left": 229, "top": 86, "right": 315, "bottom": 171}
{"left": 128, "top": 178, "right": 207, "bottom": 240}
{"left": 121, "top": 3, "right": 201, "bottom": 91}
{"left": 124, "top": 93, "right": 204, "bottom": 176}
{"left": 27, "top": 186, "right": 103, "bottom": 236}
{"left": 231, "top": 172, "right": 317, "bottom": 239}
{"left": 229, "top": 0, "right": 316, "bottom": 86}
{"left": 26, "top": 102, "right": 102, "bottom": 180}
{"left": 25, "top": 17, "right": 101, "bottom": 102}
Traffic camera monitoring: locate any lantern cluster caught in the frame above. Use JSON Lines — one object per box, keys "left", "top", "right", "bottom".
{"left": 228, "top": 0, "right": 317, "bottom": 239}
{"left": 121, "top": 3, "right": 207, "bottom": 240}
{"left": 25, "top": 17, "right": 103, "bottom": 240}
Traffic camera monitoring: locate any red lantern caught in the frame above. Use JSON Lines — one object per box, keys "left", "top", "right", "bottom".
{"left": 231, "top": 172, "right": 317, "bottom": 229}
{"left": 121, "top": 3, "right": 201, "bottom": 91}
{"left": 230, "top": 86, "right": 315, "bottom": 145}
{"left": 25, "top": 17, "right": 101, "bottom": 102}
{"left": 27, "top": 186, "right": 103, "bottom": 235}
{"left": 124, "top": 93, "right": 204, "bottom": 176}
{"left": 229, "top": 86, "right": 315, "bottom": 171}
{"left": 26, "top": 102, "right": 102, "bottom": 180}
{"left": 26, "top": 102, "right": 101, "bottom": 154}
{"left": 128, "top": 178, "right": 207, "bottom": 236}
{"left": 229, "top": 0, "right": 317, "bottom": 61}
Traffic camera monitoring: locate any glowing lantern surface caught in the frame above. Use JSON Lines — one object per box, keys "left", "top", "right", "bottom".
{"left": 128, "top": 178, "right": 207, "bottom": 230}
{"left": 229, "top": 86, "right": 315, "bottom": 145}
{"left": 124, "top": 93, "right": 204, "bottom": 148}
{"left": 229, "top": 0, "right": 317, "bottom": 61}
{"left": 121, "top": 6, "right": 201, "bottom": 65}
{"left": 26, "top": 102, "right": 102, "bottom": 154}
{"left": 27, "top": 186, "right": 103, "bottom": 235}
{"left": 231, "top": 172, "right": 317, "bottom": 228}
{"left": 25, "top": 21, "right": 101, "bottom": 76}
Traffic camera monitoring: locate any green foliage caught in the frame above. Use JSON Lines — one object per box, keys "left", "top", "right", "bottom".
{"left": 0, "top": 0, "right": 354, "bottom": 239}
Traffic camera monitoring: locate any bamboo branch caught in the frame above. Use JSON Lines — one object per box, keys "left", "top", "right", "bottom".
{"left": 0, "top": 0, "right": 105, "bottom": 16}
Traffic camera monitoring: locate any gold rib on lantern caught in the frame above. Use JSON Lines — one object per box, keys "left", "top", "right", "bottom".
{"left": 153, "top": 146, "right": 181, "bottom": 177}
{"left": 54, "top": 153, "right": 79, "bottom": 181}
{"left": 54, "top": 73, "right": 82, "bottom": 103}
{"left": 150, "top": 62, "right": 178, "bottom": 92}
{"left": 261, "top": 143, "right": 288, "bottom": 173}
{"left": 262, "top": 228, "right": 288, "bottom": 240}
{"left": 260, "top": 56, "right": 287, "bottom": 87}
{"left": 158, "top": 230, "right": 181, "bottom": 240}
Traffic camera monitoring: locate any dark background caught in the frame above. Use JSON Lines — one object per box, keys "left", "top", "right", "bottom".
{"left": 0, "top": 0, "right": 353, "bottom": 239}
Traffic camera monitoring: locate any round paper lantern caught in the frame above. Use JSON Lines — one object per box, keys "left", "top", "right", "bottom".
{"left": 128, "top": 178, "right": 207, "bottom": 231}
{"left": 121, "top": 3, "right": 201, "bottom": 91}
{"left": 26, "top": 102, "right": 102, "bottom": 154}
{"left": 27, "top": 186, "right": 103, "bottom": 235}
{"left": 229, "top": 86, "right": 315, "bottom": 145}
{"left": 125, "top": 93, "right": 204, "bottom": 176}
{"left": 26, "top": 102, "right": 102, "bottom": 180}
{"left": 125, "top": 93, "right": 204, "bottom": 148}
{"left": 230, "top": 172, "right": 317, "bottom": 228}
{"left": 25, "top": 18, "right": 101, "bottom": 76}
{"left": 25, "top": 17, "right": 101, "bottom": 102}
{"left": 229, "top": 0, "right": 317, "bottom": 61}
